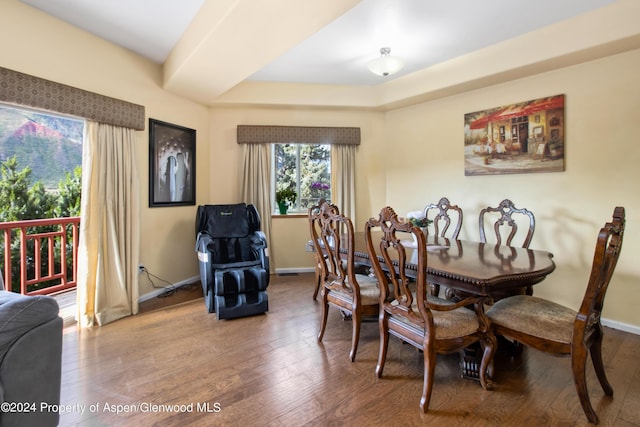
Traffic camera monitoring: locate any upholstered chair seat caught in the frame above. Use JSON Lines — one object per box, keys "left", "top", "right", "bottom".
{"left": 327, "top": 274, "right": 380, "bottom": 306}
{"left": 352, "top": 274, "right": 380, "bottom": 305}
{"left": 391, "top": 295, "right": 479, "bottom": 339}
{"left": 487, "top": 295, "right": 575, "bottom": 344}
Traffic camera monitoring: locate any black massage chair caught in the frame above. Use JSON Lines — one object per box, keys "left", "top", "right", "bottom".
{"left": 195, "top": 203, "right": 269, "bottom": 319}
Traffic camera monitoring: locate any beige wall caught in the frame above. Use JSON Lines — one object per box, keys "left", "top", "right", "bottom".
{"left": 381, "top": 50, "right": 640, "bottom": 328}
{"left": 2, "top": 0, "right": 639, "bottom": 329}
{"left": 1, "top": 0, "right": 211, "bottom": 295}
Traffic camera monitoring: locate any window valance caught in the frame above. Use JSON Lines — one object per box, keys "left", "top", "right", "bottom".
{"left": 237, "top": 125, "right": 360, "bottom": 145}
{"left": 0, "top": 67, "right": 145, "bottom": 130}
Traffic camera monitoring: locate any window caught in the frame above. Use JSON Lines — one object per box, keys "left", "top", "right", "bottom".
{"left": 273, "top": 143, "right": 331, "bottom": 213}
{"left": 0, "top": 103, "right": 84, "bottom": 293}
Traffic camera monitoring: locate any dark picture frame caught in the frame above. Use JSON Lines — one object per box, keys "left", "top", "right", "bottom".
{"left": 149, "top": 119, "right": 196, "bottom": 207}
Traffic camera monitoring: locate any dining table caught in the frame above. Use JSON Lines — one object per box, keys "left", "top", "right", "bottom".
{"left": 351, "top": 231, "right": 556, "bottom": 302}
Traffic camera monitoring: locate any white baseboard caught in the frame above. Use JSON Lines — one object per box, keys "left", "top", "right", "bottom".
{"left": 138, "top": 275, "right": 200, "bottom": 303}
{"left": 602, "top": 318, "right": 640, "bottom": 335}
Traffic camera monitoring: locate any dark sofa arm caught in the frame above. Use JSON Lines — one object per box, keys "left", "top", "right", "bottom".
{"left": 0, "top": 292, "right": 62, "bottom": 427}
{"left": 0, "top": 292, "right": 60, "bottom": 362}
{"left": 0, "top": 317, "right": 63, "bottom": 427}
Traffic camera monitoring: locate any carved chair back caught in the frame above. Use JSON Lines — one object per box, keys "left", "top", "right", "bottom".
{"left": 577, "top": 206, "right": 625, "bottom": 339}
{"left": 309, "top": 202, "right": 356, "bottom": 296}
{"left": 424, "top": 197, "right": 463, "bottom": 240}
{"left": 479, "top": 199, "right": 535, "bottom": 248}
{"left": 308, "top": 198, "right": 330, "bottom": 300}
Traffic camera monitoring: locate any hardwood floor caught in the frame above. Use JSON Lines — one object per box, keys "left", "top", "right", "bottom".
{"left": 59, "top": 273, "right": 640, "bottom": 426}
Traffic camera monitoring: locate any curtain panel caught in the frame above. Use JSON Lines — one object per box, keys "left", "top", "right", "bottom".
{"left": 240, "top": 144, "right": 274, "bottom": 268}
{"left": 331, "top": 144, "right": 356, "bottom": 220}
{"left": 77, "top": 121, "right": 140, "bottom": 327}
{"left": 0, "top": 67, "right": 145, "bottom": 130}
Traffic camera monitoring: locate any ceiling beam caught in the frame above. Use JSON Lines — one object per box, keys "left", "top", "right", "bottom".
{"left": 163, "top": 0, "right": 361, "bottom": 104}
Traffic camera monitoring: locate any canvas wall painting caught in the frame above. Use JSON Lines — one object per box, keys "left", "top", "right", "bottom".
{"left": 464, "top": 94, "right": 565, "bottom": 176}
{"left": 149, "top": 119, "right": 196, "bottom": 207}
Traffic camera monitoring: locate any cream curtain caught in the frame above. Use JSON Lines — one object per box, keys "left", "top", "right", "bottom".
{"left": 77, "top": 121, "right": 140, "bottom": 327}
{"left": 331, "top": 144, "right": 356, "bottom": 221}
{"left": 240, "top": 143, "right": 274, "bottom": 269}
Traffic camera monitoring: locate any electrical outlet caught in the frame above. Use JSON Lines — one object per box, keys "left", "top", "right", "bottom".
{"left": 138, "top": 264, "right": 145, "bottom": 273}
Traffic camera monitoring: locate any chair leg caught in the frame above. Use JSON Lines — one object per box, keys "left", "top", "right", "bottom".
{"left": 479, "top": 334, "right": 497, "bottom": 390}
{"left": 350, "top": 308, "right": 361, "bottom": 362}
{"left": 572, "top": 345, "right": 599, "bottom": 425}
{"left": 313, "top": 263, "right": 321, "bottom": 300}
{"left": 376, "top": 315, "right": 389, "bottom": 378}
{"left": 317, "top": 290, "right": 329, "bottom": 342}
{"left": 590, "top": 326, "right": 613, "bottom": 396}
{"left": 420, "top": 339, "right": 436, "bottom": 413}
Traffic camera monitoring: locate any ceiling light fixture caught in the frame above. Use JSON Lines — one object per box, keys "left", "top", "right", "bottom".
{"left": 367, "top": 47, "right": 404, "bottom": 77}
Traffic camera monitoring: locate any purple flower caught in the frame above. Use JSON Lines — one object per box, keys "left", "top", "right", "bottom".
{"left": 311, "top": 182, "right": 330, "bottom": 190}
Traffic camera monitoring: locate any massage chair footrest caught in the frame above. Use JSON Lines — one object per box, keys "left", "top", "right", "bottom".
{"left": 205, "top": 267, "right": 269, "bottom": 319}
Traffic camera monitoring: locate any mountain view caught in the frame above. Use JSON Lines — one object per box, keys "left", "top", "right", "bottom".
{"left": 0, "top": 105, "right": 83, "bottom": 189}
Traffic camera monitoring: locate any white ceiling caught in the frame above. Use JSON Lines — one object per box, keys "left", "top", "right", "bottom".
{"left": 19, "top": 0, "right": 616, "bottom": 88}
{"left": 20, "top": 0, "right": 206, "bottom": 64}
{"left": 248, "top": 0, "right": 616, "bottom": 86}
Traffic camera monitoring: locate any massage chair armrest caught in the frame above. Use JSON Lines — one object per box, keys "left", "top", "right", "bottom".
{"left": 196, "top": 232, "right": 215, "bottom": 288}
{"left": 196, "top": 231, "right": 270, "bottom": 281}
{"left": 250, "top": 231, "right": 270, "bottom": 278}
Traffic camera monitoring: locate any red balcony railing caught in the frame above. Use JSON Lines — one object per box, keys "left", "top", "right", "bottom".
{"left": 0, "top": 217, "right": 80, "bottom": 296}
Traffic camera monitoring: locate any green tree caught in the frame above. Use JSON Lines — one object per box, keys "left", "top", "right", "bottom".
{"left": 0, "top": 156, "right": 82, "bottom": 292}
{"left": 0, "top": 156, "right": 34, "bottom": 222}
{"left": 275, "top": 144, "right": 297, "bottom": 192}
{"left": 0, "top": 156, "right": 81, "bottom": 221}
{"left": 28, "top": 181, "right": 56, "bottom": 219}
{"left": 54, "top": 166, "right": 82, "bottom": 217}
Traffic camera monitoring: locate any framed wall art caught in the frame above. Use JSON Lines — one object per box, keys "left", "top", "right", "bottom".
{"left": 149, "top": 119, "right": 196, "bottom": 207}
{"left": 464, "top": 94, "right": 565, "bottom": 176}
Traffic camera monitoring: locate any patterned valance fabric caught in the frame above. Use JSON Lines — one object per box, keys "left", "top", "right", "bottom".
{"left": 237, "top": 125, "right": 360, "bottom": 145}
{"left": 0, "top": 67, "right": 145, "bottom": 130}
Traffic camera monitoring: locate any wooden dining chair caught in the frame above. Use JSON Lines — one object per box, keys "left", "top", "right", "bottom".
{"left": 310, "top": 201, "right": 380, "bottom": 362}
{"left": 478, "top": 199, "right": 535, "bottom": 248}
{"left": 309, "top": 198, "right": 328, "bottom": 300}
{"left": 423, "top": 197, "right": 463, "bottom": 296}
{"left": 486, "top": 207, "right": 625, "bottom": 424}
{"left": 424, "top": 196, "right": 463, "bottom": 240}
{"left": 365, "top": 206, "right": 496, "bottom": 413}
